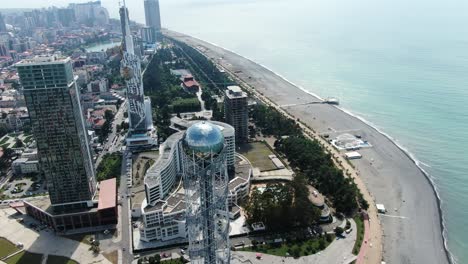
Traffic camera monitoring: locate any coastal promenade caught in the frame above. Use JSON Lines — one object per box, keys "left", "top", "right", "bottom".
{"left": 164, "top": 30, "right": 451, "bottom": 264}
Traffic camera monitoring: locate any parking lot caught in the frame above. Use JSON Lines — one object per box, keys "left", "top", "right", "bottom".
{"left": 2, "top": 176, "right": 46, "bottom": 199}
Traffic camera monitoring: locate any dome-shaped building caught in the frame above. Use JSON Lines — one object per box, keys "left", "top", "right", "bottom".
{"left": 183, "top": 121, "right": 225, "bottom": 154}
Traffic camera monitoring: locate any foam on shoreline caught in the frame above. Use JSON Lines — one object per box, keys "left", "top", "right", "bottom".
{"left": 183, "top": 33, "right": 456, "bottom": 264}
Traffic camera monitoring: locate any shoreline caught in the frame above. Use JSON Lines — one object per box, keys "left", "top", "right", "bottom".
{"left": 165, "top": 29, "right": 454, "bottom": 264}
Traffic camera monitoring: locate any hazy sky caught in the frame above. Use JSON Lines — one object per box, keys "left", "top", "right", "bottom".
{"left": 0, "top": 0, "right": 149, "bottom": 23}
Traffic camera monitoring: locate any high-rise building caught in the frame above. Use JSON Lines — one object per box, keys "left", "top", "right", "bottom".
{"left": 224, "top": 86, "right": 249, "bottom": 143}
{"left": 57, "top": 8, "right": 76, "bottom": 27}
{"left": 144, "top": 0, "right": 161, "bottom": 43}
{"left": 0, "top": 42, "right": 9, "bottom": 57}
{"left": 182, "top": 122, "right": 231, "bottom": 264}
{"left": 17, "top": 56, "right": 118, "bottom": 234}
{"left": 120, "top": 3, "right": 156, "bottom": 149}
{"left": 70, "top": 1, "right": 109, "bottom": 26}
{"left": 16, "top": 55, "right": 96, "bottom": 211}
{"left": 138, "top": 120, "right": 247, "bottom": 244}
{"left": 119, "top": 6, "right": 129, "bottom": 49}
{"left": 140, "top": 26, "right": 156, "bottom": 44}
{"left": 0, "top": 12, "right": 7, "bottom": 32}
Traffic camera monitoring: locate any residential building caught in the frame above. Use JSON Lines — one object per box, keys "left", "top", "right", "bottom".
{"left": 121, "top": 3, "right": 156, "bottom": 149}
{"left": 224, "top": 86, "right": 249, "bottom": 143}
{"left": 138, "top": 121, "right": 250, "bottom": 243}
{"left": 0, "top": 13, "right": 7, "bottom": 33}
{"left": 16, "top": 55, "right": 96, "bottom": 211}
{"left": 144, "top": 0, "right": 161, "bottom": 43}
{"left": 140, "top": 26, "right": 156, "bottom": 44}
{"left": 12, "top": 158, "right": 39, "bottom": 175}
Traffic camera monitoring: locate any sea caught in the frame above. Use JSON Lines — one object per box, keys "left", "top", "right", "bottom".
{"left": 61, "top": 0, "right": 468, "bottom": 262}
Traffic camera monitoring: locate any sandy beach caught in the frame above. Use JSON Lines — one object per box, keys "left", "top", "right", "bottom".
{"left": 164, "top": 30, "right": 451, "bottom": 264}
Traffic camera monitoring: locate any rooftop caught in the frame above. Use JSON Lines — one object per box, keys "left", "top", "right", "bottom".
{"left": 16, "top": 55, "right": 70, "bottom": 66}
{"left": 98, "top": 178, "right": 117, "bottom": 210}
{"left": 226, "top": 85, "right": 247, "bottom": 99}
{"left": 183, "top": 121, "right": 224, "bottom": 154}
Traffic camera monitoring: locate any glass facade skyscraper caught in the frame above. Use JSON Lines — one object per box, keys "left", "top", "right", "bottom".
{"left": 17, "top": 56, "right": 96, "bottom": 212}
{"left": 144, "top": 0, "right": 161, "bottom": 43}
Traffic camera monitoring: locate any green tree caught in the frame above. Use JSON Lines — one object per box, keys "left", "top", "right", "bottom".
{"left": 335, "top": 227, "right": 344, "bottom": 237}
{"left": 14, "top": 138, "right": 24, "bottom": 148}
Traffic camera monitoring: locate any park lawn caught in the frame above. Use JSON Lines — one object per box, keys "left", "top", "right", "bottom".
{"left": 46, "top": 255, "right": 79, "bottom": 264}
{"left": 353, "top": 216, "right": 365, "bottom": 255}
{"left": 0, "top": 237, "right": 19, "bottom": 258}
{"left": 241, "top": 235, "right": 335, "bottom": 258}
{"left": 23, "top": 136, "right": 33, "bottom": 144}
{"left": 5, "top": 251, "right": 43, "bottom": 264}
{"left": 0, "top": 136, "right": 9, "bottom": 145}
{"left": 238, "top": 142, "right": 277, "bottom": 171}
{"left": 96, "top": 153, "right": 122, "bottom": 185}
{"left": 161, "top": 258, "right": 186, "bottom": 264}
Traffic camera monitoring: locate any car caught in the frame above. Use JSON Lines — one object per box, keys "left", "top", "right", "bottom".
{"left": 180, "top": 249, "right": 185, "bottom": 254}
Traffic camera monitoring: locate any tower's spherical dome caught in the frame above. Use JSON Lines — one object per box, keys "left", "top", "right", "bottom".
{"left": 184, "top": 121, "right": 224, "bottom": 153}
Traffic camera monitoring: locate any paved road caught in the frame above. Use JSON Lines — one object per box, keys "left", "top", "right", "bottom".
{"left": 96, "top": 100, "right": 127, "bottom": 167}
{"left": 165, "top": 30, "right": 451, "bottom": 264}
{"left": 0, "top": 208, "right": 111, "bottom": 264}
{"left": 231, "top": 220, "right": 357, "bottom": 264}
{"left": 120, "top": 151, "right": 133, "bottom": 264}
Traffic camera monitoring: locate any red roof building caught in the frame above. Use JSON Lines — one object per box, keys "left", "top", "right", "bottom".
{"left": 98, "top": 178, "right": 117, "bottom": 210}
{"left": 182, "top": 74, "right": 200, "bottom": 92}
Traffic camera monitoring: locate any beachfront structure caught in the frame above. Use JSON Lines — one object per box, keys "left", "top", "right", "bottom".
{"left": 224, "top": 86, "right": 249, "bottom": 143}
{"left": 144, "top": 0, "right": 161, "bottom": 43}
{"left": 138, "top": 121, "right": 244, "bottom": 243}
{"left": 182, "top": 122, "right": 230, "bottom": 264}
{"left": 16, "top": 56, "right": 96, "bottom": 211}
{"left": 120, "top": 3, "right": 156, "bottom": 149}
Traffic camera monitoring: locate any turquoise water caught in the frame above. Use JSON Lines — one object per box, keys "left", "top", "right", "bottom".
{"left": 85, "top": 41, "right": 119, "bottom": 52}
{"left": 154, "top": 0, "right": 468, "bottom": 262}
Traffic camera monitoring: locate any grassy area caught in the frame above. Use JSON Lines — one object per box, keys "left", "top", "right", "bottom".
{"left": 0, "top": 136, "right": 9, "bottom": 145}
{"left": 161, "top": 258, "right": 186, "bottom": 264}
{"left": 96, "top": 153, "right": 122, "bottom": 185}
{"left": 353, "top": 216, "right": 365, "bottom": 255}
{"left": 238, "top": 142, "right": 277, "bottom": 171}
{"left": 102, "top": 251, "right": 118, "bottom": 264}
{"left": 5, "top": 251, "right": 43, "bottom": 264}
{"left": 241, "top": 235, "right": 335, "bottom": 258}
{"left": 1, "top": 143, "right": 10, "bottom": 149}
{"left": 0, "top": 237, "right": 19, "bottom": 258}
{"left": 23, "top": 136, "right": 33, "bottom": 144}
{"left": 46, "top": 255, "right": 79, "bottom": 264}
